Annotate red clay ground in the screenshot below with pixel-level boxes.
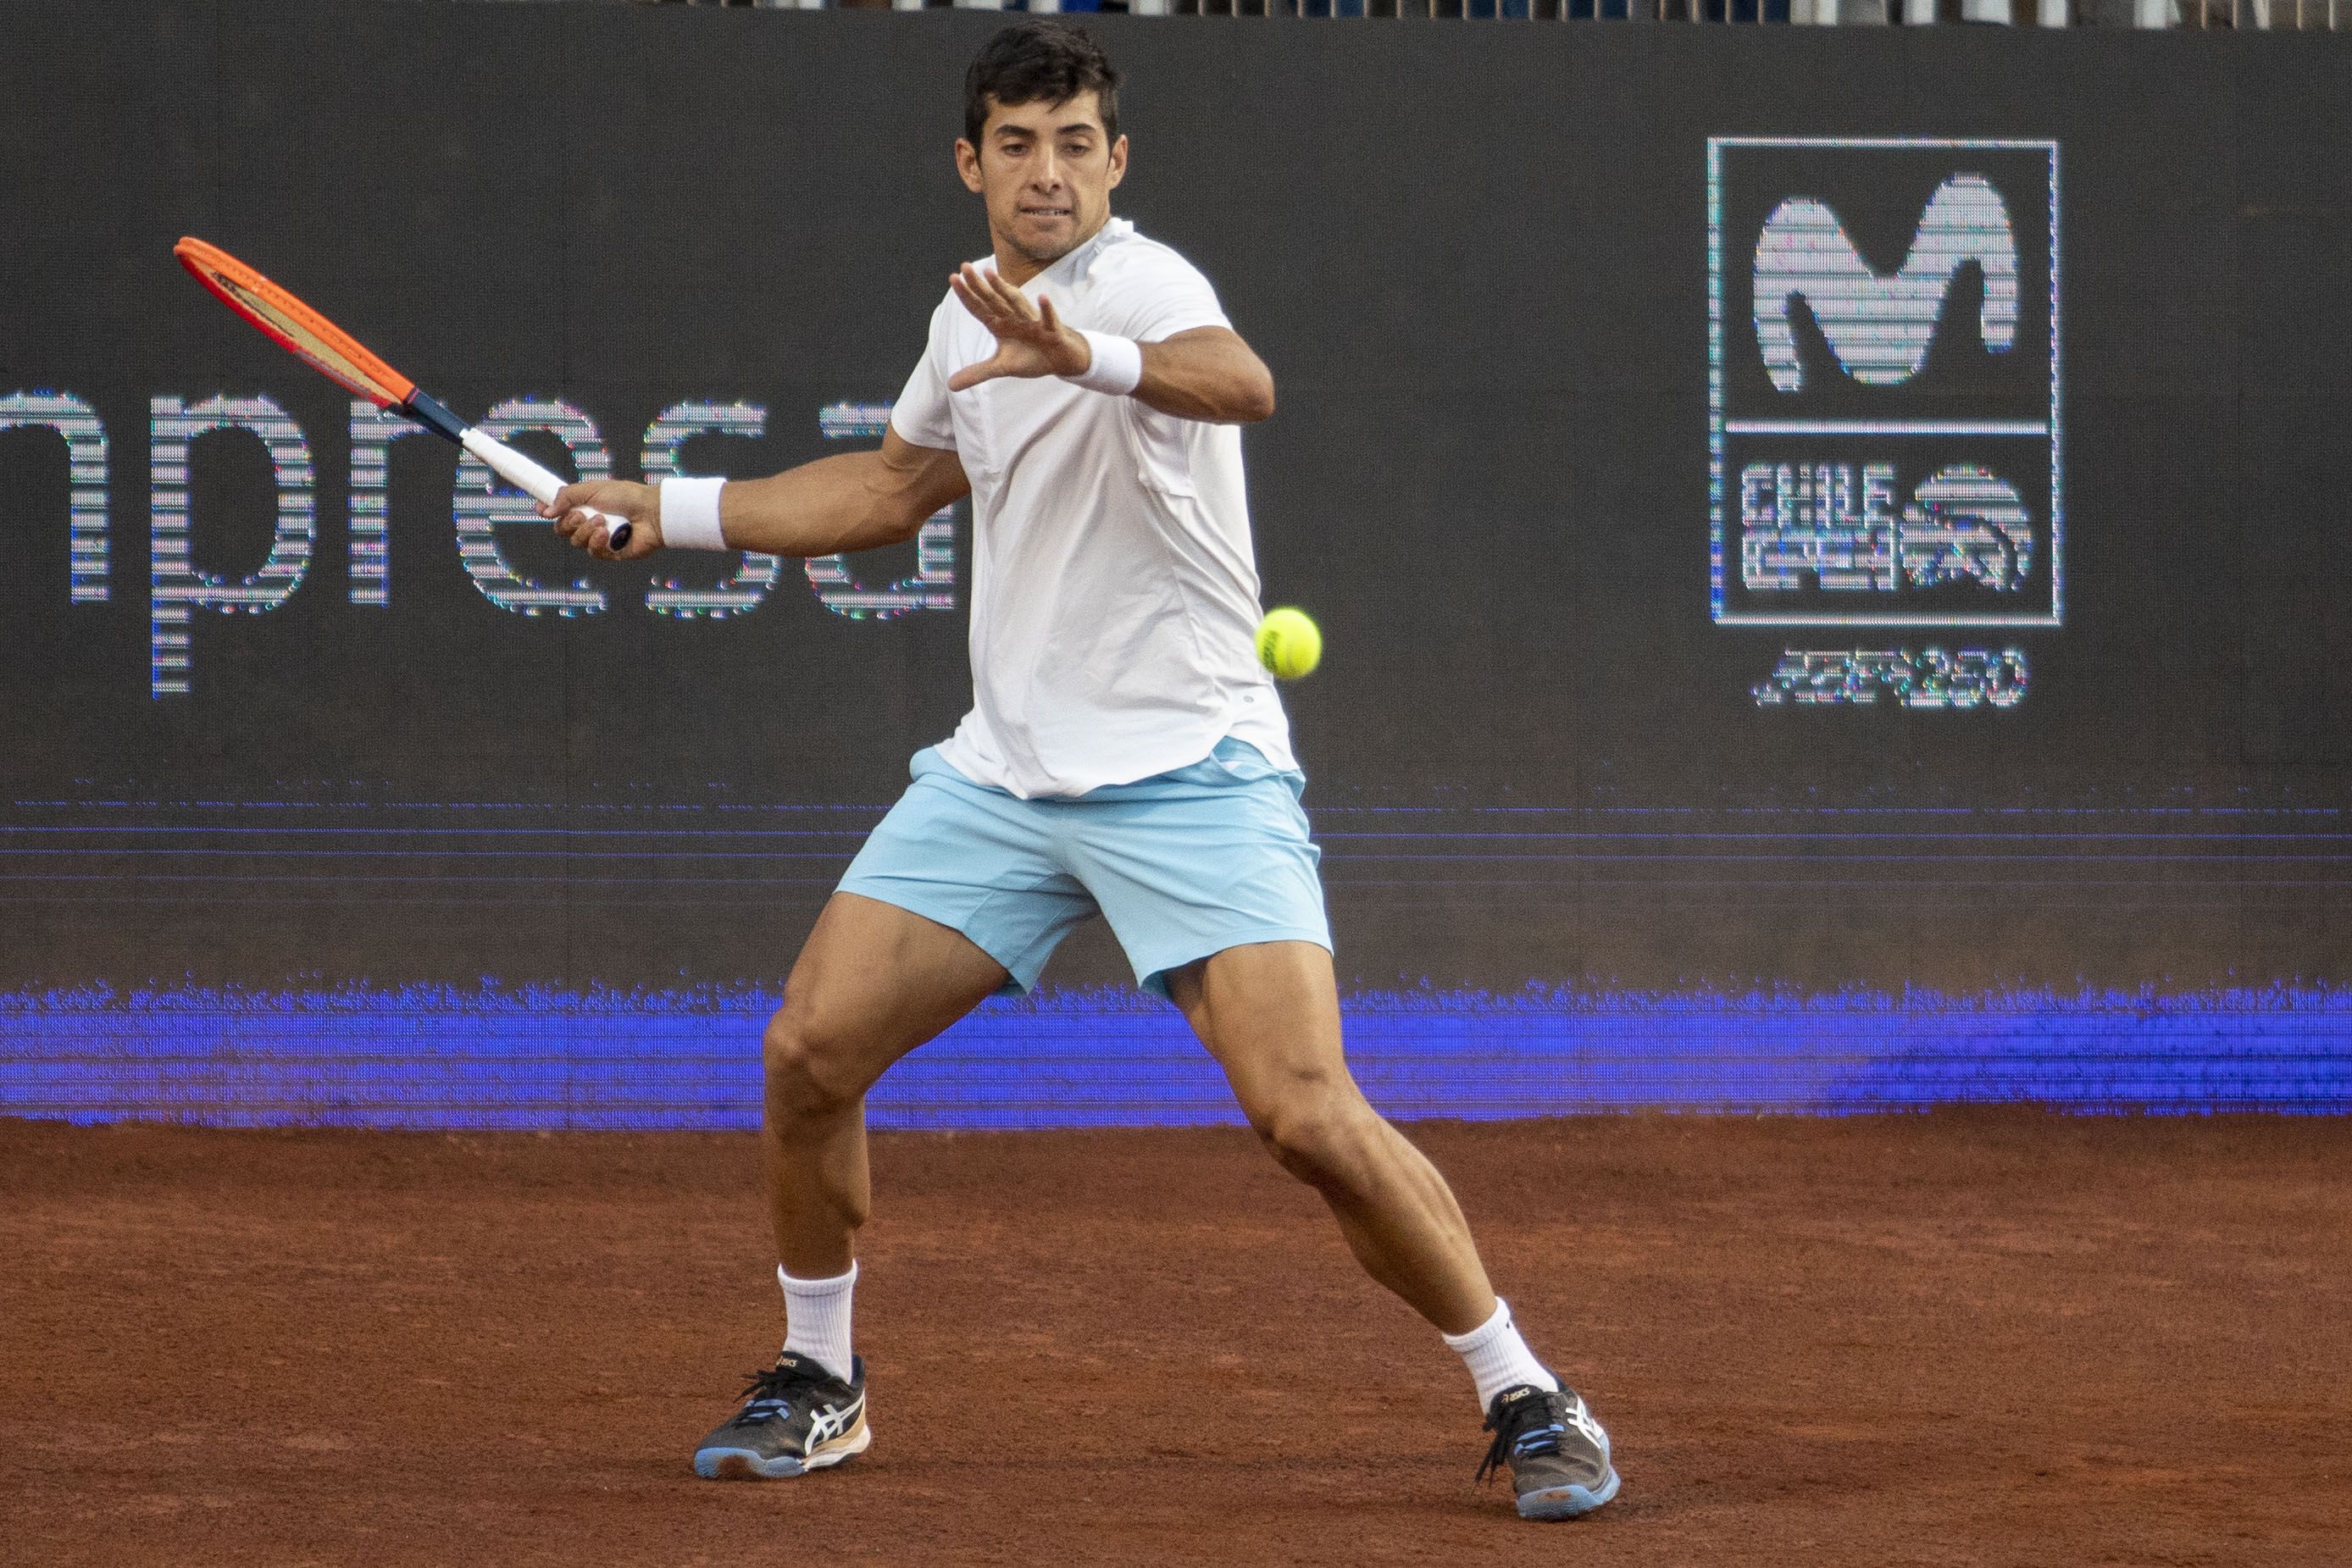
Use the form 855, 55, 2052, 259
4, 1112, 2347, 1567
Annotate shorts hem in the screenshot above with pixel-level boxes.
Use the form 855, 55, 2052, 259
835, 877, 1051, 995
1132, 925, 1335, 998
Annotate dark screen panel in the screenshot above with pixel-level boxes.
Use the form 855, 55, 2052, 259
1, 6, 2348, 1121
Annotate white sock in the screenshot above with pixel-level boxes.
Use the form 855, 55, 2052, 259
778, 1261, 857, 1382
1442, 1298, 1560, 1411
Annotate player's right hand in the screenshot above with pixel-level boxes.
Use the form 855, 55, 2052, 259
541, 479, 661, 561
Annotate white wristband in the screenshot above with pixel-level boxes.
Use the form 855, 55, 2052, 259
659, 475, 729, 551
1068, 330, 1143, 396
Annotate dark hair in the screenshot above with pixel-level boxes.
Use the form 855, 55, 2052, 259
963, 21, 1122, 150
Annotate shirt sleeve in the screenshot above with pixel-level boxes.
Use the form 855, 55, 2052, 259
887, 304, 958, 452
1101, 246, 1234, 345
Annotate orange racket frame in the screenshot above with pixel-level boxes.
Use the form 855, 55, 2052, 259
175, 237, 418, 408
172, 236, 636, 548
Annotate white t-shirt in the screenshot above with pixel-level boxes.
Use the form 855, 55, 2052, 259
889, 217, 1295, 800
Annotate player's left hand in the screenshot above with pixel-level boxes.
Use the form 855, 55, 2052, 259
946, 263, 1090, 390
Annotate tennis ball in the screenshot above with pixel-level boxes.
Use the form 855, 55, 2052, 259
1255, 606, 1322, 680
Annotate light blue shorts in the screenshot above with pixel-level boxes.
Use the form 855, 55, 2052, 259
839, 737, 1332, 995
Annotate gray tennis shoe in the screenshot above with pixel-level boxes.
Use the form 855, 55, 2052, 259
1477, 1377, 1620, 1520
692, 1350, 870, 1480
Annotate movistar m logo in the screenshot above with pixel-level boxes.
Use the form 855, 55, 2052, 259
1754, 175, 2019, 392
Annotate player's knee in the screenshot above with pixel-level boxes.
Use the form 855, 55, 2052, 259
761, 1004, 863, 1121
1254, 1093, 1378, 1193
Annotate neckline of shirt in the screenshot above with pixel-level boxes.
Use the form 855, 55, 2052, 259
1018, 215, 1133, 295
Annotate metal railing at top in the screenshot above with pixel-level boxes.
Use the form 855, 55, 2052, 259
666, 0, 2342, 26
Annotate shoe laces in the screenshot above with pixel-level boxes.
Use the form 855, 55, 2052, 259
729, 1359, 831, 1427
1477, 1389, 1564, 1484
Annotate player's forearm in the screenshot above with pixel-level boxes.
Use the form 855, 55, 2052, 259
1130, 332, 1277, 424
713, 450, 945, 557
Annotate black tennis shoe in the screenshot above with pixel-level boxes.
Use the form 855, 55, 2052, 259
1478, 1377, 1620, 1520
691, 1350, 869, 1480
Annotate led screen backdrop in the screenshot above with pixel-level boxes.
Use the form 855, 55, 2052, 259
3, 4, 2349, 1122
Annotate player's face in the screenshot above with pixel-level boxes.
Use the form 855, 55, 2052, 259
957, 92, 1129, 269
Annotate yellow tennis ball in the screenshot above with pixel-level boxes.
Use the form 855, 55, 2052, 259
1255, 606, 1322, 680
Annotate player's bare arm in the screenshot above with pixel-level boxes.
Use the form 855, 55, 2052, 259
945, 262, 1274, 423
540, 431, 968, 562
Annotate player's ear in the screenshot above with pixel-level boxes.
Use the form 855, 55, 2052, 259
954, 138, 985, 195
1107, 134, 1129, 191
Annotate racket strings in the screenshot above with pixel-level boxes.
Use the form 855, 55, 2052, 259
209, 272, 401, 402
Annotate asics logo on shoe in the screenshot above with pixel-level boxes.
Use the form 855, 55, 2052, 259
1562, 1394, 1608, 1452
804, 1393, 862, 1448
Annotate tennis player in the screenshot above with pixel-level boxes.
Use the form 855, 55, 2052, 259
545, 20, 1617, 1522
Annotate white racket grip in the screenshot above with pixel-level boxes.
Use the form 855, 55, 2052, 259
462, 428, 635, 549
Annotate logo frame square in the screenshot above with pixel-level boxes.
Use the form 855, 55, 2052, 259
1708, 136, 2062, 629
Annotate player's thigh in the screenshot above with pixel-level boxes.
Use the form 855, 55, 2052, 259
1073, 761, 1331, 1002
765, 891, 1009, 1107
1164, 940, 1362, 1127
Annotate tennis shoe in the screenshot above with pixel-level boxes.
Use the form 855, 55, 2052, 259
1478, 1377, 1620, 1520
691, 1350, 869, 1480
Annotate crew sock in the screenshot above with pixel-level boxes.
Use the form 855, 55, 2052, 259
1442, 1297, 1561, 1411
778, 1260, 857, 1383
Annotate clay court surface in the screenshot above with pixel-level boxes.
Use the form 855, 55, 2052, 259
5, 1113, 2346, 1567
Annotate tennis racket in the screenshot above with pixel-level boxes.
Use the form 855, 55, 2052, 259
174, 237, 636, 549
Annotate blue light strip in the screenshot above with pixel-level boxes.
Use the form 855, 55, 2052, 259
3, 983, 2344, 1128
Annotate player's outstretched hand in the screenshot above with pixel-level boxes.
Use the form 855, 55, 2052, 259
541, 479, 661, 561
946, 262, 1090, 390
